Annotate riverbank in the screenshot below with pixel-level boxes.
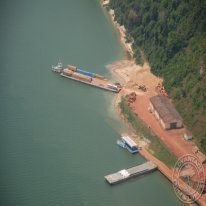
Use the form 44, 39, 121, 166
102, 1, 206, 205
101, 0, 134, 58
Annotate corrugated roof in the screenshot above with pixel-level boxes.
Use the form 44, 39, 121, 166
150, 95, 182, 124
121, 136, 137, 147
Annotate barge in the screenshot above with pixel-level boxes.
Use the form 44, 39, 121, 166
104, 161, 157, 185
51, 61, 121, 93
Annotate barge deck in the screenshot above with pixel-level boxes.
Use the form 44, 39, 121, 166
60, 73, 119, 93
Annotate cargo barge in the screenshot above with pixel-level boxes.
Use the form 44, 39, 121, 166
51, 61, 121, 93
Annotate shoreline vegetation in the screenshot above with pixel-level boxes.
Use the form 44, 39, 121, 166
107, 0, 206, 154
101, 0, 206, 205
102, 0, 177, 167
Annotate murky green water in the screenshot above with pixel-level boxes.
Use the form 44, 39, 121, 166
0, 0, 182, 205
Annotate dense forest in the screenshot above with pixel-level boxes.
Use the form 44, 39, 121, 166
109, 0, 206, 153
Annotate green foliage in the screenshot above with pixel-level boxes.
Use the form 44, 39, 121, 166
110, 0, 206, 153
119, 97, 177, 167
201, 138, 206, 153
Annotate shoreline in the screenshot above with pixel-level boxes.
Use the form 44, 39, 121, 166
102, 1, 206, 205
101, 0, 134, 59
102, 0, 172, 161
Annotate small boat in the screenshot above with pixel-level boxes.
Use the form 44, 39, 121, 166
51, 60, 63, 73
117, 135, 138, 154
117, 139, 126, 148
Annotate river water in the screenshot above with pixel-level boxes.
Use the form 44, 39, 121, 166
0, 0, 182, 205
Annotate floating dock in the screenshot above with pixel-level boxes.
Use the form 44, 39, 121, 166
104, 161, 157, 185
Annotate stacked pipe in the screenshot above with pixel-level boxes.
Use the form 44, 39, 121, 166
71, 72, 92, 83
95, 74, 105, 80
62, 68, 73, 76
67, 65, 77, 72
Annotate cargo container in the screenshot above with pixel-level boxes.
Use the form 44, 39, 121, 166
68, 65, 77, 72
72, 72, 92, 83
63, 68, 73, 76
76, 68, 96, 78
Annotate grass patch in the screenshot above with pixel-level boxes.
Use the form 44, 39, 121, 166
119, 96, 177, 167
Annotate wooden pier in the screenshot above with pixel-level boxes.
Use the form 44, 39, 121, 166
104, 161, 157, 185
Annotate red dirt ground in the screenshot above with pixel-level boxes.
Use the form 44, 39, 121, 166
110, 59, 206, 205
130, 84, 206, 205
140, 148, 206, 206
130, 90, 195, 158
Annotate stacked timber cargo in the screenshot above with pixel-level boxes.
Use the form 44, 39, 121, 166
62, 68, 92, 82
67, 65, 77, 72
71, 72, 92, 83
95, 74, 105, 80
62, 68, 73, 76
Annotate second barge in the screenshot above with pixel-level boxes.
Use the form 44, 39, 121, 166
51, 62, 121, 93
